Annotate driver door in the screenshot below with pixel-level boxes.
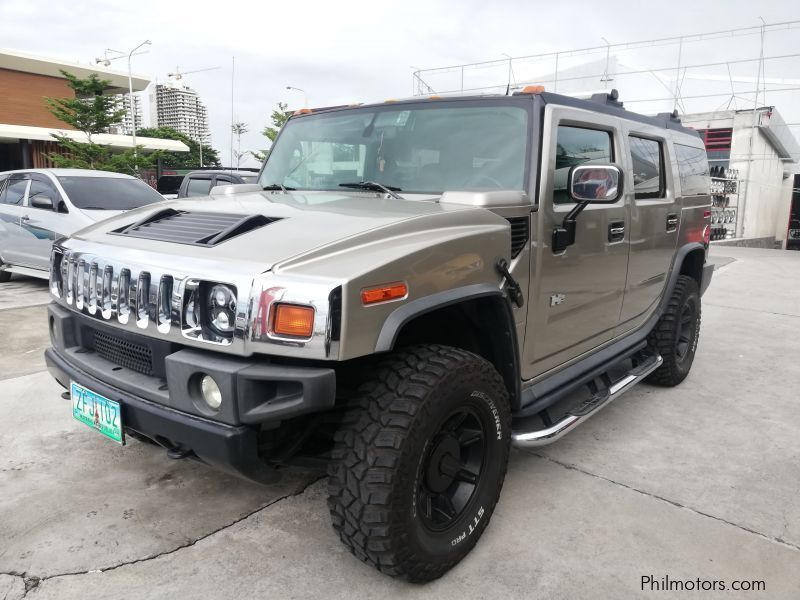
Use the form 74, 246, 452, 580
523, 106, 630, 378
17, 174, 64, 270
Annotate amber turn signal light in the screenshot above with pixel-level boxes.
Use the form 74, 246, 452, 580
520, 85, 545, 94
272, 303, 315, 337
361, 282, 408, 305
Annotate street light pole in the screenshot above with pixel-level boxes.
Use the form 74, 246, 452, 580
127, 40, 151, 172
285, 85, 307, 107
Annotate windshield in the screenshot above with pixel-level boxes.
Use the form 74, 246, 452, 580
259, 102, 529, 195
57, 176, 165, 210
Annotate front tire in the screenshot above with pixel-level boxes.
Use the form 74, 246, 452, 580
327, 344, 511, 582
646, 274, 701, 386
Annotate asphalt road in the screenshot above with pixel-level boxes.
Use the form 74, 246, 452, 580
1, 247, 798, 599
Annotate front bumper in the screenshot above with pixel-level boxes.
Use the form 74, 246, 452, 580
46, 303, 337, 485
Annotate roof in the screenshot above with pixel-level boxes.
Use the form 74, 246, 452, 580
1, 168, 136, 178
0, 123, 189, 152
292, 91, 702, 140
0, 48, 149, 94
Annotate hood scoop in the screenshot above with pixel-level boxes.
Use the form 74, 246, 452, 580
111, 208, 281, 247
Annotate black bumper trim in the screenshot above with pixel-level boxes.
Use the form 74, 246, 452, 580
701, 262, 714, 296
45, 347, 280, 485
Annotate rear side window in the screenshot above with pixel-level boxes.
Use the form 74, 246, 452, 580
186, 177, 213, 197
674, 144, 710, 196
554, 126, 613, 204
628, 136, 664, 199
0, 178, 28, 206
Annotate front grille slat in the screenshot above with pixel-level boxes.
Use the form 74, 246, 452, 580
93, 330, 153, 375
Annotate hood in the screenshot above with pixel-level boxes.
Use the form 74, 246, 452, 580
80, 209, 125, 223
65, 190, 477, 275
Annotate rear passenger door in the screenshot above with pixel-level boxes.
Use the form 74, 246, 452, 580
617, 125, 678, 330
523, 107, 630, 378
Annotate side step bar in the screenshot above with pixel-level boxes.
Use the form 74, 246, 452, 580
511, 354, 663, 448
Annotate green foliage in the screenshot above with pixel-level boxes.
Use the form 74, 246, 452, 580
46, 134, 152, 174
252, 102, 293, 161
45, 71, 126, 139
45, 70, 145, 173
137, 126, 221, 168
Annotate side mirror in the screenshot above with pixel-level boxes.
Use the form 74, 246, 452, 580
568, 164, 622, 203
31, 194, 54, 210
553, 164, 624, 253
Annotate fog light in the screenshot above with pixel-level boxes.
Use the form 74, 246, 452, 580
200, 375, 222, 410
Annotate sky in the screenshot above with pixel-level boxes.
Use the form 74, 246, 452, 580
1, 0, 798, 168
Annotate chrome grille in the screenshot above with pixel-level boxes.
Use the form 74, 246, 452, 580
61, 253, 174, 336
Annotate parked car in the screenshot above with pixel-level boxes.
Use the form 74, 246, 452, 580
0, 168, 165, 281
46, 89, 712, 582
177, 169, 259, 198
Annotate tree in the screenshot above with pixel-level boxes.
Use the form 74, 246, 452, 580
45, 70, 147, 173
252, 102, 292, 161
231, 121, 248, 168
137, 126, 221, 168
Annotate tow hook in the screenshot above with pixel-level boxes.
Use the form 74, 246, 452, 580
495, 258, 524, 308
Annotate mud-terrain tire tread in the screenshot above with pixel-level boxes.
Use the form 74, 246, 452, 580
646, 274, 701, 386
327, 344, 510, 582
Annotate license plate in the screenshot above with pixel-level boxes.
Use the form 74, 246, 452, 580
71, 381, 124, 444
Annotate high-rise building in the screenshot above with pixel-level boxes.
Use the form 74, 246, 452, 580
149, 82, 211, 145
108, 93, 143, 136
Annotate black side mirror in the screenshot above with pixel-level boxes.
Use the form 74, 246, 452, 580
552, 164, 624, 253
31, 194, 55, 210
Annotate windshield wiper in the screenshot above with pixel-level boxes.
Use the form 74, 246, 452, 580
262, 183, 295, 192
339, 181, 404, 199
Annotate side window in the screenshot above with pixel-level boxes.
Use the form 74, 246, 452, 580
674, 144, 710, 196
554, 126, 613, 204
213, 176, 233, 188
28, 178, 61, 210
628, 136, 664, 200
0, 178, 29, 206
186, 177, 213, 197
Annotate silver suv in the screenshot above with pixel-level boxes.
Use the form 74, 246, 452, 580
0, 168, 164, 281
44, 89, 713, 582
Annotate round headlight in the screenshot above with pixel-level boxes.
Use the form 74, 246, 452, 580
200, 375, 222, 410
208, 284, 236, 334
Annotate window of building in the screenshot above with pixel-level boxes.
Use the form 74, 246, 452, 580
628, 136, 665, 199
674, 144, 710, 197
554, 126, 613, 204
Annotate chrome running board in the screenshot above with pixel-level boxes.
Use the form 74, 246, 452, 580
511, 354, 663, 448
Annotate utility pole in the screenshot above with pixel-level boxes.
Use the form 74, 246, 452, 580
127, 40, 151, 172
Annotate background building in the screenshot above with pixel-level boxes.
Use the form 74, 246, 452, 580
681, 107, 800, 249
107, 93, 143, 136
149, 82, 211, 146
0, 49, 188, 170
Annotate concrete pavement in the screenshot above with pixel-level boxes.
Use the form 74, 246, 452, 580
0, 247, 798, 599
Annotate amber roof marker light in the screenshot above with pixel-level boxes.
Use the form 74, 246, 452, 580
361, 282, 408, 306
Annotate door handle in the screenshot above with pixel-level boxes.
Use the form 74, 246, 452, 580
608, 221, 625, 243
666, 213, 678, 233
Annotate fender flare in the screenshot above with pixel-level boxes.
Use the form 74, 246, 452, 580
375, 283, 522, 409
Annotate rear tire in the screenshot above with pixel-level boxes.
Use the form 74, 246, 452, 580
646, 275, 701, 386
327, 344, 511, 582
